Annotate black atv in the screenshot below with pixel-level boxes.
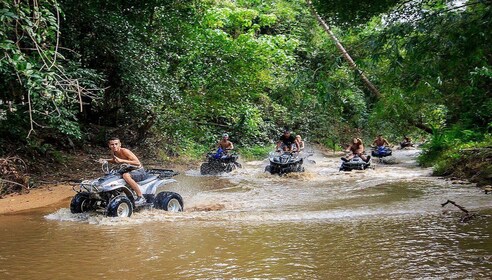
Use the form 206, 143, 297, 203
339, 155, 371, 171
200, 150, 242, 175
265, 151, 304, 175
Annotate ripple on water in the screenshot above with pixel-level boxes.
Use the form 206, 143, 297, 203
33, 149, 492, 279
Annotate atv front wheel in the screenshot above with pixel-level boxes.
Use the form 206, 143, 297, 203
154, 192, 184, 212
225, 163, 235, 173
107, 196, 133, 217
200, 163, 212, 175
70, 193, 91, 213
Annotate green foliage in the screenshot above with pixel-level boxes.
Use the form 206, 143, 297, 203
1, 0, 490, 173
0, 0, 103, 140
418, 125, 491, 169
238, 145, 272, 160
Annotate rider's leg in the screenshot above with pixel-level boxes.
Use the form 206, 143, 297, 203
122, 173, 143, 197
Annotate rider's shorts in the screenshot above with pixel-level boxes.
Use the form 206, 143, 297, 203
128, 167, 147, 182
280, 143, 293, 151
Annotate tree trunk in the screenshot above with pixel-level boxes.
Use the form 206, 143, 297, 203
413, 122, 433, 134
307, 1, 381, 99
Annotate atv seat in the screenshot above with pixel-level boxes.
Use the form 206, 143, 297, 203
136, 174, 158, 184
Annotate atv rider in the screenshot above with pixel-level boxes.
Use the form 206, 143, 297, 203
343, 137, 370, 162
372, 134, 390, 148
99, 137, 147, 206
400, 136, 414, 148
276, 129, 300, 152
216, 133, 234, 156
295, 135, 305, 151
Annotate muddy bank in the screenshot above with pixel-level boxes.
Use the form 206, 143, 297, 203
440, 147, 492, 187
0, 184, 74, 215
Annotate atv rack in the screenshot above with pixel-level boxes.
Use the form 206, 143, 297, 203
147, 169, 179, 178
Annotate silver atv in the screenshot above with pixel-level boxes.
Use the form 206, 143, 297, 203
70, 162, 184, 217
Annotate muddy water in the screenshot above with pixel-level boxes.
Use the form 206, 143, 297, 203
1, 149, 491, 279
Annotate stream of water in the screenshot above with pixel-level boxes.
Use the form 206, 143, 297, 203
0, 149, 491, 279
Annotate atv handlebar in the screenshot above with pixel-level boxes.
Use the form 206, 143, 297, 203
100, 161, 142, 175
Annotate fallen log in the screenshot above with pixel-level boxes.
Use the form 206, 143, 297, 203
441, 200, 476, 222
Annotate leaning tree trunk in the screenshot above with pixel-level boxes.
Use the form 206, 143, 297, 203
307, 1, 381, 99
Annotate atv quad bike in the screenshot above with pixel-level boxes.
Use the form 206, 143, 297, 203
339, 155, 371, 171
265, 151, 304, 175
200, 150, 242, 175
70, 162, 184, 217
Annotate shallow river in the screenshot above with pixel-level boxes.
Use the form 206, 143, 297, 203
1, 149, 491, 279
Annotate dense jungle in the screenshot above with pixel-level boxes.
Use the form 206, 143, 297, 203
1, 0, 491, 192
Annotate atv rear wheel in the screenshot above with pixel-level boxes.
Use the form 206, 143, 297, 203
154, 192, 184, 212
70, 193, 91, 213
107, 196, 133, 217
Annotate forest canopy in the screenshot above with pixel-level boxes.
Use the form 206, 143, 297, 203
1, 0, 490, 162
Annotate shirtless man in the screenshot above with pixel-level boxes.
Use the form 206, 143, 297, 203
217, 133, 234, 152
99, 137, 147, 206
372, 134, 390, 147
343, 137, 369, 162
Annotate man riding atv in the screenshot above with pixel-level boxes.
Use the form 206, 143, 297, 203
400, 136, 414, 148
217, 133, 234, 152
372, 134, 390, 148
98, 137, 146, 206
276, 129, 300, 152
200, 133, 240, 175
342, 137, 370, 162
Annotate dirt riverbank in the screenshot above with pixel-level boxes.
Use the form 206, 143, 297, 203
0, 184, 73, 215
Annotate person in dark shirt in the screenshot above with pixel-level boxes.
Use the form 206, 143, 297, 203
276, 129, 300, 152
400, 136, 414, 148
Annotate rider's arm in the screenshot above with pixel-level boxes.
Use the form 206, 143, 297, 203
357, 144, 365, 154
98, 158, 115, 164
228, 142, 234, 150
113, 148, 141, 166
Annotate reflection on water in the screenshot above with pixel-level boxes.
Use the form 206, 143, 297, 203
1, 149, 491, 279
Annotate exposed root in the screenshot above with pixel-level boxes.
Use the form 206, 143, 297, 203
0, 157, 30, 197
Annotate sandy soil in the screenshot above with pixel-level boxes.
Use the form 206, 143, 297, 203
0, 184, 74, 215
